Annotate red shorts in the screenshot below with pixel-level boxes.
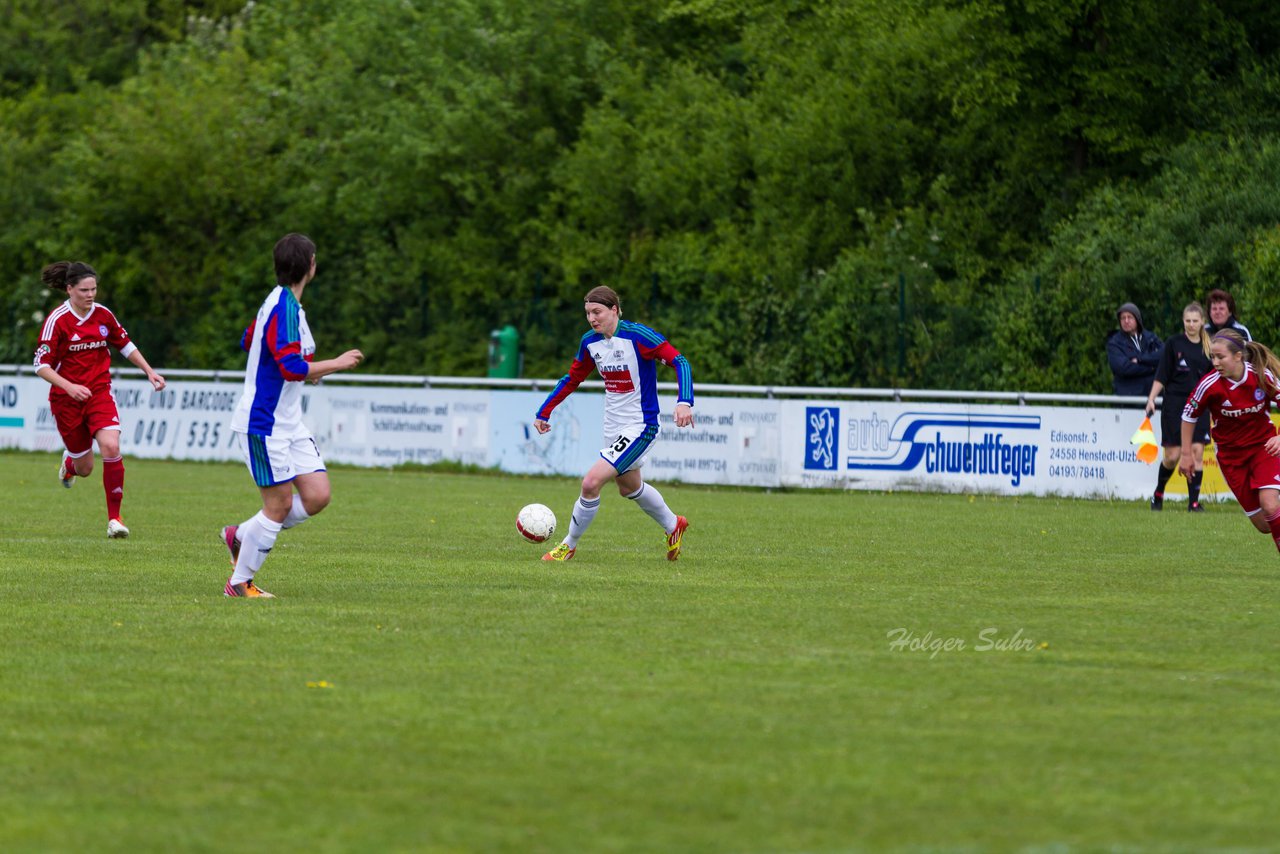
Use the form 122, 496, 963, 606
49, 390, 122, 455
1216, 443, 1280, 515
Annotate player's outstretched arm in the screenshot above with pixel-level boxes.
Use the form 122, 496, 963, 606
125, 348, 166, 391
307, 349, 364, 381
533, 357, 594, 431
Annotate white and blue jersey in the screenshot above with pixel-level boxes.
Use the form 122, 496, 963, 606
537, 319, 694, 441
230, 286, 315, 439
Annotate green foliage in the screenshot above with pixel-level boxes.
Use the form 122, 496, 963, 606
0, 0, 246, 96
0, 86, 106, 362
1237, 223, 1280, 348
990, 135, 1280, 391
6, 0, 1280, 390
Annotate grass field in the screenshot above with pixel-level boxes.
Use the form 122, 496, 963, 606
2, 449, 1279, 853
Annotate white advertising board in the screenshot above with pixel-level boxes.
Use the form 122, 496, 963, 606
319, 386, 491, 468
114, 379, 243, 461
782, 400, 1152, 498
3, 375, 1164, 499
641, 397, 782, 487
488, 390, 604, 476
0, 376, 38, 450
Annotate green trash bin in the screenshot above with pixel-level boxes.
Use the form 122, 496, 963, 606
488, 324, 521, 378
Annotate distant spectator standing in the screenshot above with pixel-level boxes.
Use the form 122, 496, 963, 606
1204, 288, 1251, 341
1106, 302, 1162, 396
1145, 302, 1213, 512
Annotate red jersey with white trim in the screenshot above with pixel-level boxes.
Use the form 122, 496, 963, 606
1183, 364, 1280, 453
33, 301, 135, 397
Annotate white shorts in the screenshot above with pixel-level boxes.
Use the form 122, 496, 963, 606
600, 423, 660, 474
236, 431, 325, 487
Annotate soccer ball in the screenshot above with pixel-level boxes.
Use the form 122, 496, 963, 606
516, 503, 557, 543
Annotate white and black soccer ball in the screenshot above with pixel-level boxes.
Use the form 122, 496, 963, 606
516, 503, 557, 543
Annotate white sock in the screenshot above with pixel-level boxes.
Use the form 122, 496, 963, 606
231, 512, 283, 584
625, 483, 677, 532
563, 495, 601, 548
232, 496, 307, 552
282, 494, 310, 530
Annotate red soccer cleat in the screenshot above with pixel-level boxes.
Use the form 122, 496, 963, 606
666, 516, 689, 561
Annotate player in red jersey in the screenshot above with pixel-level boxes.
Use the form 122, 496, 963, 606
33, 261, 166, 538
1180, 329, 1280, 549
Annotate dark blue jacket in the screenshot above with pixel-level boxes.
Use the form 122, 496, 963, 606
1107, 303, 1162, 395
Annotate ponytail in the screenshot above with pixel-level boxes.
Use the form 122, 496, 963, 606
1220, 328, 1280, 398
1244, 340, 1280, 399
40, 261, 97, 291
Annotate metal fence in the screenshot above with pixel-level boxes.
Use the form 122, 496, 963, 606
0, 363, 1151, 408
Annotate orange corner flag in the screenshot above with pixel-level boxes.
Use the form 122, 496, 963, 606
1130, 417, 1159, 464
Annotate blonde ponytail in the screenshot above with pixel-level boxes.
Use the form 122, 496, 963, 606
1244, 340, 1280, 398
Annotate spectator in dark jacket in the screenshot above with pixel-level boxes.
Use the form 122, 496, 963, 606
1106, 302, 1162, 396
1204, 288, 1251, 341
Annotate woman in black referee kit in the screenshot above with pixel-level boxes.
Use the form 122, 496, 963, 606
1145, 301, 1214, 512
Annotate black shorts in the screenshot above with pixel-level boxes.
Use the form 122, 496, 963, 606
1160, 394, 1210, 446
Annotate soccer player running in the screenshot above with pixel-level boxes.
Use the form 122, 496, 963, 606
220, 234, 363, 598
1180, 329, 1280, 549
534, 285, 695, 562
34, 261, 166, 538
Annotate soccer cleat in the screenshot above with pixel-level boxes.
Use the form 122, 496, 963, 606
58, 455, 75, 489
666, 515, 689, 561
220, 525, 241, 567
224, 579, 275, 598
542, 543, 576, 562
1188, 501, 1205, 513
1150, 495, 1163, 512
106, 518, 130, 538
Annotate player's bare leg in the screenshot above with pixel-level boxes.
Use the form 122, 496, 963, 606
291, 471, 331, 519
222, 471, 330, 564
59, 448, 91, 488
1258, 489, 1280, 552
67, 447, 95, 478
554, 459, 616, 553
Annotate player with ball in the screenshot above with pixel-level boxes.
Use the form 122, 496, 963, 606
533, 286, 695, 562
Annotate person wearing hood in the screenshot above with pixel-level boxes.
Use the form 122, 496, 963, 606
1106, 302, 1162, 396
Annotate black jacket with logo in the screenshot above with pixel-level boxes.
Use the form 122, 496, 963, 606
1154, 333, 1213, 399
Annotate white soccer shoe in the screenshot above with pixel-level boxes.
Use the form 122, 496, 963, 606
107, 518, 130, 539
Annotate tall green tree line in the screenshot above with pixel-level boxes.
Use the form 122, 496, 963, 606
4, 0, 1280, 391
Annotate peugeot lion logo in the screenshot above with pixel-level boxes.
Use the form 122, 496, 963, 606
805, 407, 837, 470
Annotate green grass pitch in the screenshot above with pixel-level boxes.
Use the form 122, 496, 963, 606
2, 450, 1278, 852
